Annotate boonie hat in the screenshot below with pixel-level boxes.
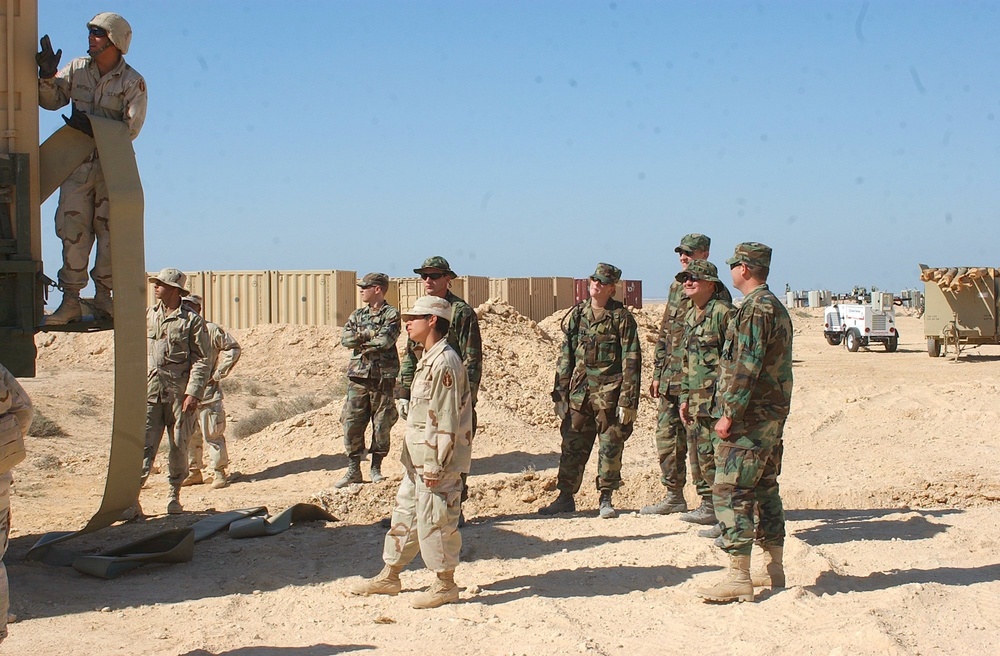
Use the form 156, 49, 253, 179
148, 268, 189, 295
413, 256, 456, 277
183, 294, 204, 308
358, 272, 390, 288
591, 262, 622, 285
401, 296, 452, 320
676, 259, 722, 285
674, 233, 711, 254
726, 242, 773, 269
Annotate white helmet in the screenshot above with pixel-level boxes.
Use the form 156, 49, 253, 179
88, 12, 132, 55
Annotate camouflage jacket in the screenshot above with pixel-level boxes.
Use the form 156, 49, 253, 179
551, 298, 641, 411
39, 55, 147, 140
146, 302, 211, 404
200, 322, 242, 405
679, 297, 734, 418
717, 284, 793, 425
1, 364, 33, 487
653, 278, 733, 396
401, 339, 474, 478
399, 290, 482, 401
342, 302, 401, 381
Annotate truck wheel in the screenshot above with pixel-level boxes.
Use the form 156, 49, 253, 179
846, 328, 861, 352
825, 333, 842, 346
885, 333, 898, 352
927, 337, 940, 357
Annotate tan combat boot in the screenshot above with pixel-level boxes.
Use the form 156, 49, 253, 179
93, 285, 114, 319
697, 554, 754, 603
181, 469, 204, 487
211, 469, 229, 489
349, 564, 403, 596
166, 486, 183, 515
640, 489, 687, 515
751, 545, 785, 588
411, 570, 459, 609
45, 290, 82, 325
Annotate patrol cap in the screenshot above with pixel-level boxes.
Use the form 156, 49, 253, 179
591, 262, 622, 285
148, 268, 188, 295
357, 272, 390, 288
675, 259, 722, 285
726, 242, 773, 269
413, 256, 456, 277
674, 233, 711, 254
401, 295, 452, 320
183, 294, 204, 309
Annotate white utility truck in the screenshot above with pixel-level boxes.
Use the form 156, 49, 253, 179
823, 292, 899, 352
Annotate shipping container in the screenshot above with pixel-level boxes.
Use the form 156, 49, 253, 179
574, 278, 589, 304
554, 277, 575, 311
528, 277, 556, 322
205, 271, 271, 329
460, 275, 490, 307
489, 278, 531, 317
394, 278, 425, 314
270, 270, 356, 327
622, 280, 643, 308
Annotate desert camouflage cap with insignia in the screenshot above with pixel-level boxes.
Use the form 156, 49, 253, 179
675, 259, 722, 284
401, 295, 452, 320
674, 233, 711, 254
358, 272, 390, 288
726, 241, 773, 268
413, 256, 456, 277
148, 267, 189, 295
591, 262, 622, 285
182, 294, 203, 308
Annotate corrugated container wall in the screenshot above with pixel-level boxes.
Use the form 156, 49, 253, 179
271, 270, 357, 326
206, 271, 271, 329
460, 276, 490, 307
528, 277, 556, 322
394, 278, 424, 314
574, 279, 589, 304
554, 277, 575, 311
622, 280, 643, 308
489, 278, 531, 317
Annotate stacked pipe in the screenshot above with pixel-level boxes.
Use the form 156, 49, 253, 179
919, 267, 992, 292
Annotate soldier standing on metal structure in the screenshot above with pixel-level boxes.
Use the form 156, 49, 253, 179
179, 295, 241, 490
36, 12, 147, 324
397, 257, 481, 517
0, 364, 32, 645
336, 273, 401, 488
350, 296, 474, 609
642, 233, 732, 515
675, 261, 734, 530
138, 269, 211, 516
697, 242, 792, 603
539, 263, 641, 519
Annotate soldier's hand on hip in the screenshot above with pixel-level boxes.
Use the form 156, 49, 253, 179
714, 415, 733, 440
617, 407, 636, 425
36, 35, 61, 79
62, 105, 94, 137
396, 398, 409, 419
554, 401, 568, 420
182, 395, 199, 413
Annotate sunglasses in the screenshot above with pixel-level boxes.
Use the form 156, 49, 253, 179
589, 276, 609, 285
678, 249, 693, 257
679, 274, 701, 283
88, 26, 108, 37
420, 272, 446, 281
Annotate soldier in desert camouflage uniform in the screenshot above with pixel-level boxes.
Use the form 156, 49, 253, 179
180, 295, 242, 490
397, 257, 481, 513
539, 263, 641, 519
643, 234, 732, 515
37, 13, 147, 324
350, 296, 474, 609
676, 261, 734, 530
0, 364, 32, 645
337, 273, 401, 488
698, 242, 792, 604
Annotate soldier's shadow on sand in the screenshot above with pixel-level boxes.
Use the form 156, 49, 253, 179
473, 564, 716, 604
471, 450, 560, 475
243, 454, 347, 483
789, 508, 959, 546
807, 563, 1000, 596
181, 647, 374, 656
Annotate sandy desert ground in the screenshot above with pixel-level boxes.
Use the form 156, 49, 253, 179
3, 302, 999, 655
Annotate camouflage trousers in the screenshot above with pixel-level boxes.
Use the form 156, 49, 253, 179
655, 394, 699, 492
0, 473, 10, 644
143, 398, 196, 487
187, 399, 229, 473
382, 468, 463, 573
712, 418, 786, 556
688, 416, 719, 502
341, 377, 398, 460
557, 401, 634, 493
54, 160, 112, 292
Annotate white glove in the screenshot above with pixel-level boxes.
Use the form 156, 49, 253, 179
554, 401, 568, 420
396, 399, 409, 420
617, 407, 636, 425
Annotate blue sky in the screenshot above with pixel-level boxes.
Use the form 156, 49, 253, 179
37, 1, 1000, 298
